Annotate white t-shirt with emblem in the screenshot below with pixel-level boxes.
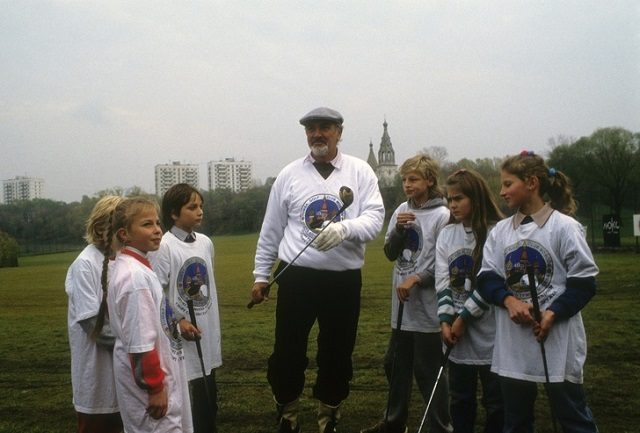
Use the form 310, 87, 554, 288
253, 150, 384, 281
480, 211, 598, 383
150, 231, 222, 381
65, 244, 119, 414
386, 201, 450, 333
435, 223, 495, 364
108, 251, 193, 433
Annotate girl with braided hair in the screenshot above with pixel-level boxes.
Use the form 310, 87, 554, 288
478, 151, 599, 433
66, 195, 124, 433
95, 197, 194, 433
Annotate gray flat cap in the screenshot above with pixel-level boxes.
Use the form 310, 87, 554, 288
299, 107, 344, 126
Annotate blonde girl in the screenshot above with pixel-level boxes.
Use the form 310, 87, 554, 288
94, 197, 193, 433
66, 195, 124, 433
435, 169, 504, 433
478, 151, 599, 433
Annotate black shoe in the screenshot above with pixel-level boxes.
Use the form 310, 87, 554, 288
278, 419, 300, 433
323, 419, 338, 433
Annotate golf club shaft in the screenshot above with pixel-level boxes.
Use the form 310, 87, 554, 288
526, 266, 558, 433
417, 345, 452, 433
187, 299, 215, 411
246, 203, 348, 309
384, 300, 405, 425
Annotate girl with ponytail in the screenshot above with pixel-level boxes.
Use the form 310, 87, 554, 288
477, 151, 599, 433
65, 195, 124, 433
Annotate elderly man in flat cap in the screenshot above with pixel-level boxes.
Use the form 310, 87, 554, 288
250, 107, 384, 433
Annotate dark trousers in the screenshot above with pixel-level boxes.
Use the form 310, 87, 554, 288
500, 376, 598, 433
383, 330, 452, 433
449, 361, 503, 433
76, 412, 123, 433
267, 263, 361, 406
189, 369, 218, 433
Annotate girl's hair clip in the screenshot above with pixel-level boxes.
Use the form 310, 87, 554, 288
548, 167, 557, 177
520, 150, 535, 156
453, 168, 467, 176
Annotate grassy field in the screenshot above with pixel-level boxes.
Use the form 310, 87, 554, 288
0, 233, 638, 433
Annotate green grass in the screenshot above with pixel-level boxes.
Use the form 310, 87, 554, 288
1, 234, 638, 432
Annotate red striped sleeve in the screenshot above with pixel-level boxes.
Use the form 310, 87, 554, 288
129, 349, 165, 394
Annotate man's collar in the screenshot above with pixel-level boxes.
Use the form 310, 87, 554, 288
513, 203, 554, 229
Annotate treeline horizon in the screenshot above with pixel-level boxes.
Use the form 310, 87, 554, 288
1, 126, 638, 252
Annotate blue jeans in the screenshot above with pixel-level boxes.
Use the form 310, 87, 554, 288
383, 330, 453, 433
449, 361, 503, 433
500, 376, 598, 433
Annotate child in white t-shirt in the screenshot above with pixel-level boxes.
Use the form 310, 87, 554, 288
436, 169, 504, 433
478, 151, 599, 433
151, 183, 222, 433
361, 154, 452, 433
94, 197, 194, 433
66, 195, 124, 433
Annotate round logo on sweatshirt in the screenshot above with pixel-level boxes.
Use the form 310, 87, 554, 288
504, 240, 554, 306
448, 248, 474, 309
300, 194, 345, 243
160, 296, 183, 351
396, 223, 423, 271
177, 257, 211, 309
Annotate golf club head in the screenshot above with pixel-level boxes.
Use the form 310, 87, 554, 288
339, 186, 354, 209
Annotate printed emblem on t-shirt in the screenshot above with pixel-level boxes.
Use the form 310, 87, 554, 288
395, 223, 423, 273
177, 257, 211, 311
448, 248, 473, 309
300, 194, 345, 243
504, 240, 555, 307
160, 295, 183, 352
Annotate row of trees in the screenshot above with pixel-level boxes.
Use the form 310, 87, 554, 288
0, 127, 637, 256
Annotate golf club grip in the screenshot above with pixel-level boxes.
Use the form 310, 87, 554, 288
246, 281, 274, 309
246, 202, 350, 309
443, 344, 452, 361
186, 299, 204, 358
396, 301, 404, 330
526, 266, 542, 322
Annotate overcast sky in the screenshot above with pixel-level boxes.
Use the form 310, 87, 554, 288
1, 1, 639, 203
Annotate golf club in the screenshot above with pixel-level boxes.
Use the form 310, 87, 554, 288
416, 345, 452, 433
526, 265, 558, 433
186, 291, 215, 423
246, 186, 354, 309
383, 300, 404, 428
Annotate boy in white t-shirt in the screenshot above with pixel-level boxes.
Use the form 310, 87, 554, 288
151, 183, 222, 433
361, 154, 453, 433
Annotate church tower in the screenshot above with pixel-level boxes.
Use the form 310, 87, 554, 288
376, 119, 398, 187
367, 139, 378, 170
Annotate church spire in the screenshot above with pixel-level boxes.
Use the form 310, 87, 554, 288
367, 139, 378, 169
378, 118, 395, 165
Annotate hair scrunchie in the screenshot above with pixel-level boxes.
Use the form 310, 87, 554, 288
520, 150, 535, 156
548, 167, 557, 177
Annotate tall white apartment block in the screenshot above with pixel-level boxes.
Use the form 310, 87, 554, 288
2, 176, 44, 204
207, 158, 253, 192
155, 162, 200, 197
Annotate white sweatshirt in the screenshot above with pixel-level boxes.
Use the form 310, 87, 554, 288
253, 150, 384, 282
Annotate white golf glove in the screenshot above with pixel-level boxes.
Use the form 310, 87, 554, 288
313, 222, 346, 251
